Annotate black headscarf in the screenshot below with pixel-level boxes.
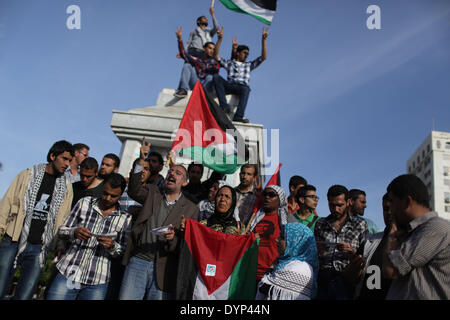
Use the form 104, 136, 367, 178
207, 185, 237, 230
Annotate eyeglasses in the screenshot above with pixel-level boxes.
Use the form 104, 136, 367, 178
79, 151, 88, 157
304, 195, 319, 200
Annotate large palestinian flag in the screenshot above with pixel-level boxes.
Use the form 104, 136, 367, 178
171, 81, 249, 174
219, 0, 277, 25
176, 219, 259, 300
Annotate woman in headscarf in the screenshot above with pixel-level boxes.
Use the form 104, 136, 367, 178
256, 222, 319, 300
246, 185, 289, 281
199, 185, 245, 235
198, 180, 226, 221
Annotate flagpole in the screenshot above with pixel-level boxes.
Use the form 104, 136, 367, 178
211, 0, 215, 8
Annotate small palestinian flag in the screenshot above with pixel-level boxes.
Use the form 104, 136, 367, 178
219, 0, 277, 25
170, 81, 249, 174
176, 219, 259, 300
251, 162, 282, 215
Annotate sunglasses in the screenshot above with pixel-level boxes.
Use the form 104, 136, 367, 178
263, 191, 278, 198
199, 22, 208, 26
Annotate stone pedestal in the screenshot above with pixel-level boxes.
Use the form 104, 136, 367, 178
110, 88, 266, 187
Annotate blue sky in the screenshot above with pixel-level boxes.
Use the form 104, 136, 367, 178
1, 0, 449, 228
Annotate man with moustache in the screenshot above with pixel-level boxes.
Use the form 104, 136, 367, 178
119, 139, 199, 300
348, 189, 380, 235
81, 153, 120, 201
47, 173, 131, 300
235, 164, 261, 223
344, 193, 394, 300
314, 185, 368, 300
65, 143, 90, 183
0, 140, 74, 300
382, 174, 450, 300
71, 157, 100, 208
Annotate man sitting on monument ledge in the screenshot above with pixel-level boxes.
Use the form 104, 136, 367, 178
213, 27, 268, 124
175, 26, 221, 95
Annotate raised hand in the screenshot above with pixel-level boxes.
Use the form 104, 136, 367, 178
140, 136, 151, 160
262, 27, 269, 40
176, 26, 183, 41
217, 26, 224, 39
232, 37, 238, 49
209, 5, 215, 16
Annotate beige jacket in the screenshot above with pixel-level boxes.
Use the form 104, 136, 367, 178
0, 168, 73, 241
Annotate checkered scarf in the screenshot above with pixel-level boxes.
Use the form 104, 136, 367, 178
14, 164, 68, 268
247, 185, 288, 232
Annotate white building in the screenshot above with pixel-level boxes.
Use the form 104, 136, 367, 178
407, 131, 450, 220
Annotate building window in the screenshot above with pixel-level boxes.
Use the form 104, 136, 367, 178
446, 206, 450, 213
424, 170, 431, 179
446, 142, 450, 150
437, 140, 441, 149
422, 150, 425, 158
427, 144, 430, 153
444, 167, 449, 176
444, 179, 450, 186
445, 192, 450, 204
408, 166, 411, 173
413, 161, 416, 168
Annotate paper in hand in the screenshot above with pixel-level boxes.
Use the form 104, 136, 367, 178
91, 232, 118, 240
151, 225, 173, 237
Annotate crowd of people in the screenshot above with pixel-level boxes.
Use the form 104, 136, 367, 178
0, 7, 449, 302
0, 139, 449, 301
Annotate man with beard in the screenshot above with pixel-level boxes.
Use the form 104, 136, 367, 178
383, 174, 450, 300
0, 140, 74, 300
182, 163, 207, 204
119, 139, 199, 300
348, 189, 380, 235
314, 185, 368, 300
71, 157, 99, 208
65, 143, 89, 183
46, 173, 131, 300
81, 153, 120, 201
235, 164, 261, 222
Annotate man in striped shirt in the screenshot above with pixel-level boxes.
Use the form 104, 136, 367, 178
383, 174, 450, 300
46, 173, 132, 300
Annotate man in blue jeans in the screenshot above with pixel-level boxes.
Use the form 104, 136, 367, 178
0, 140, 74, 300
119, 139, 199, 300
46, 173, 131, 300
174, 7, 220, 98
213, 27, 268, 123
